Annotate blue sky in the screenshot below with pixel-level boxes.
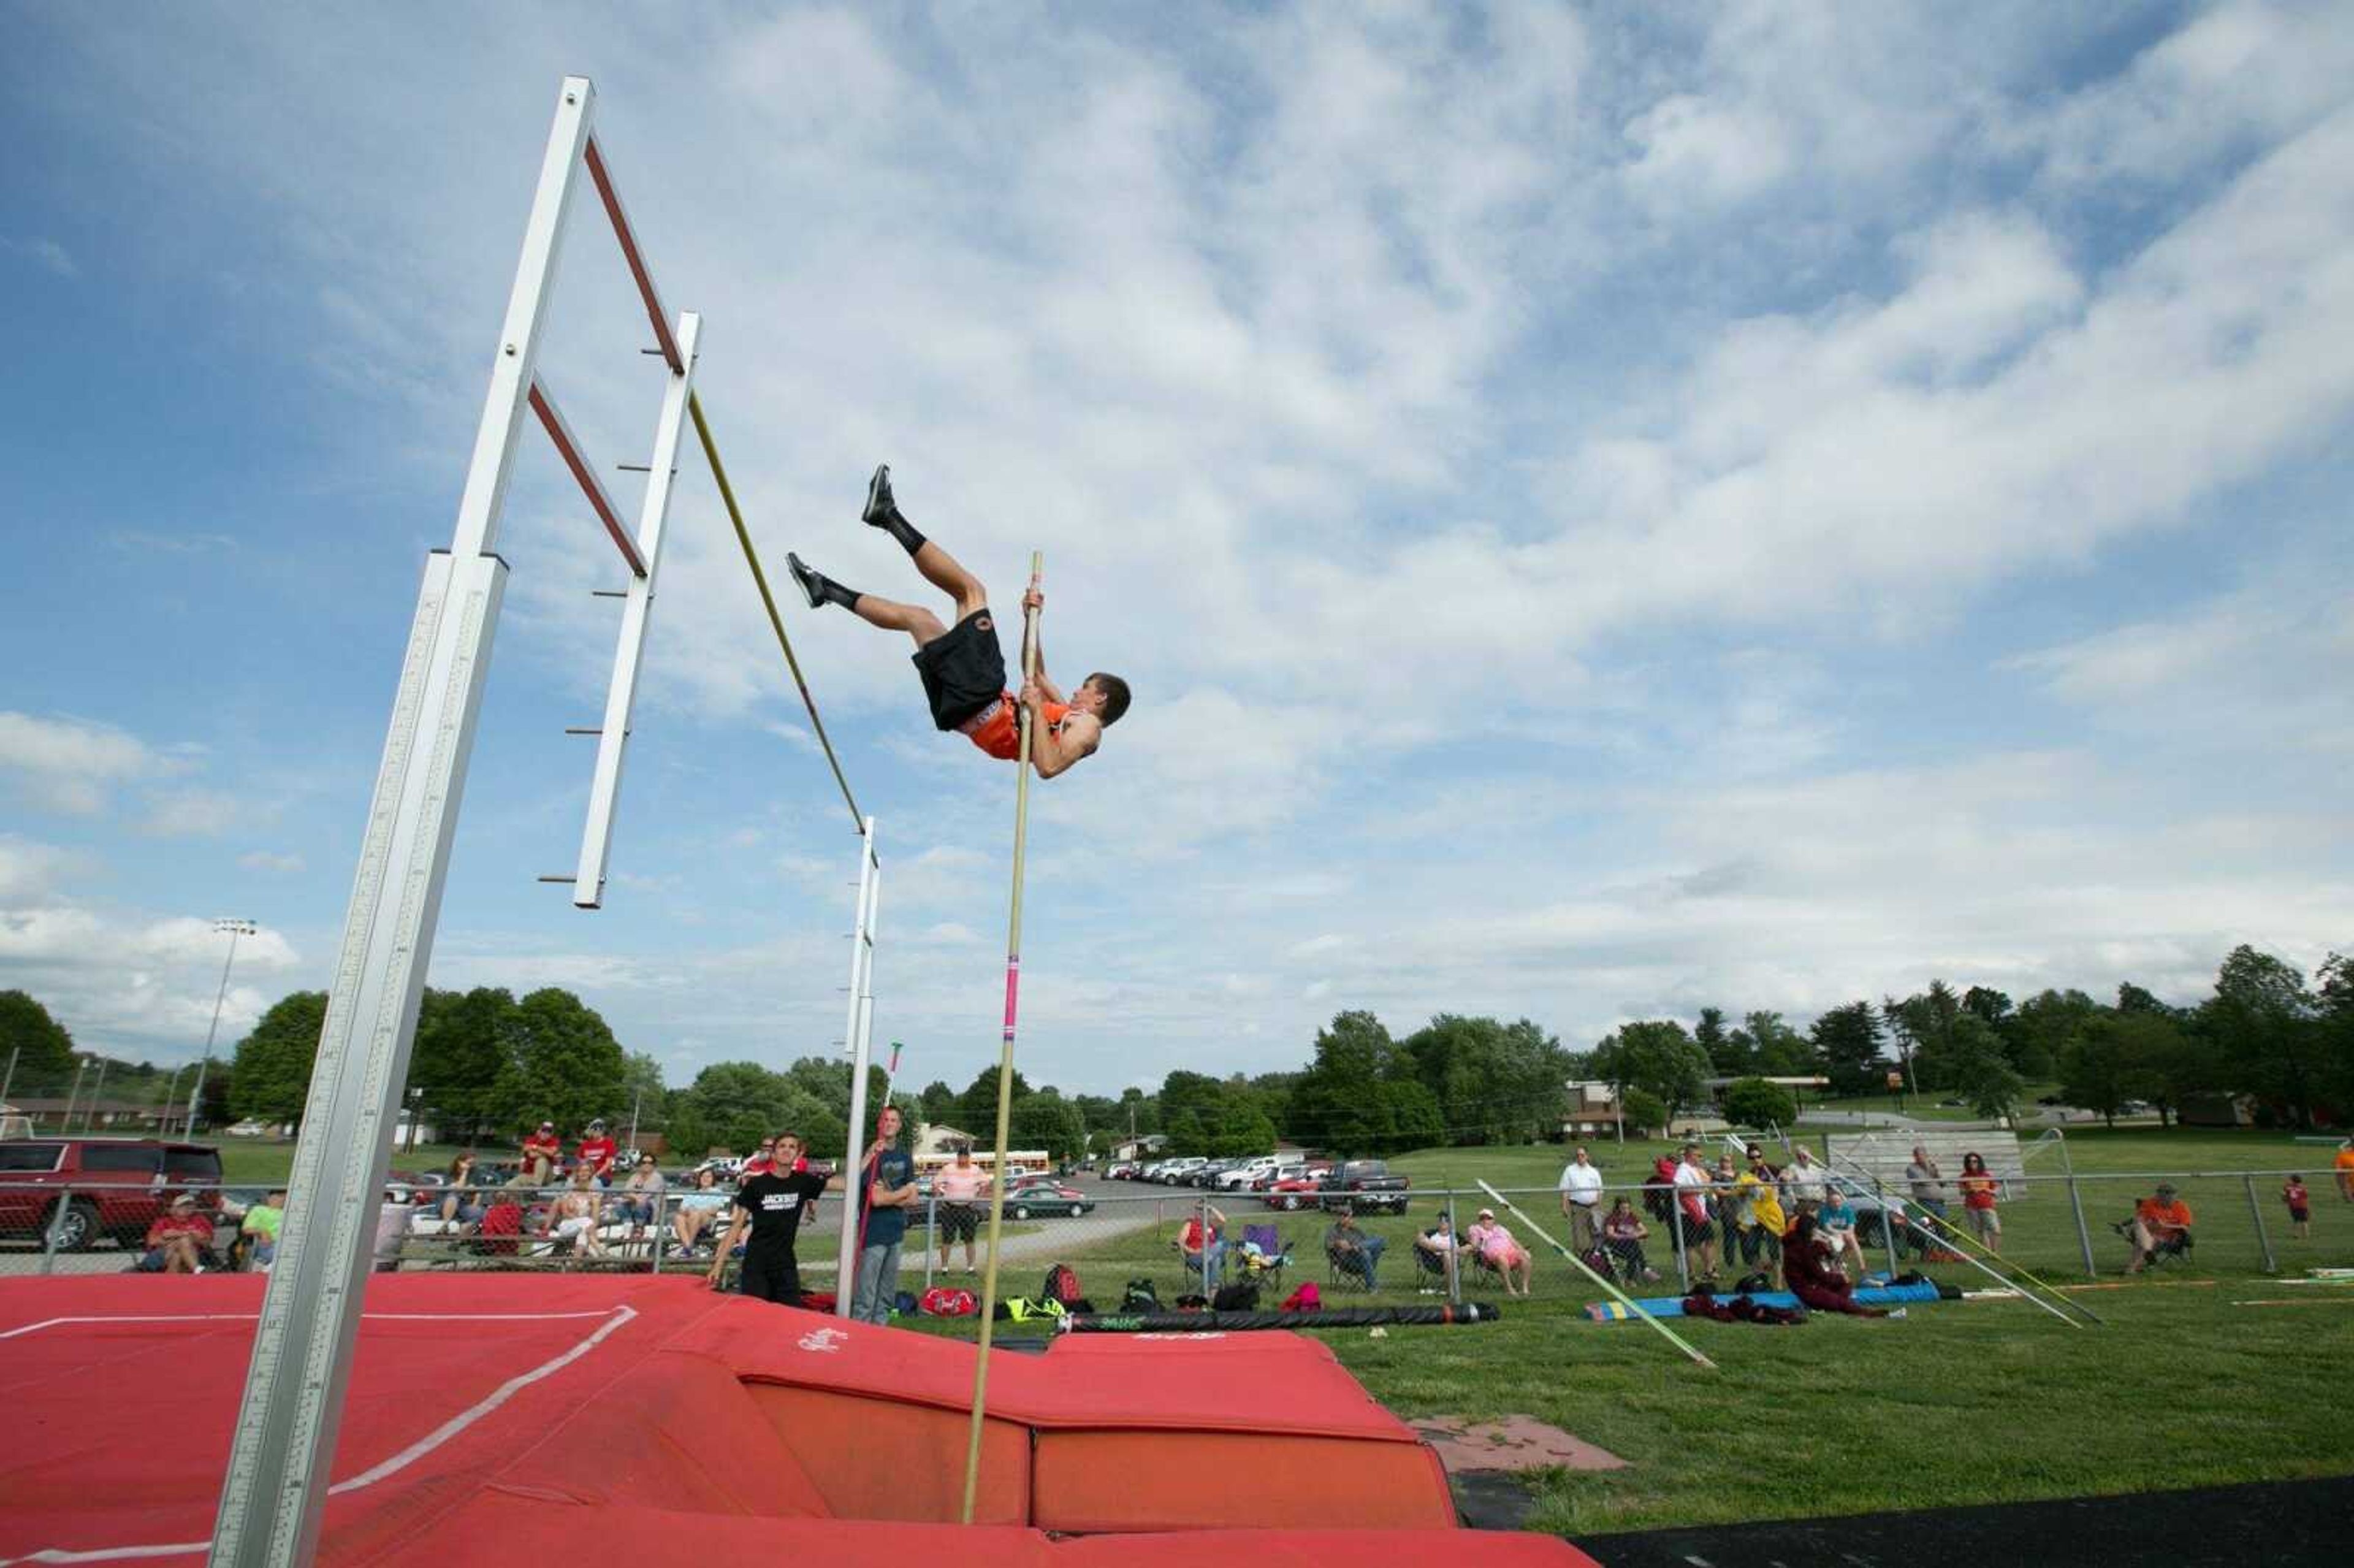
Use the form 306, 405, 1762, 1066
3, 2, 2350, 1103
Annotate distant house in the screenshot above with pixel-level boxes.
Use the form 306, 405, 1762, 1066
1561, 1082, 1627, 1140
911, 1122, 1048, 1176
1110, 1133, 1168, 1163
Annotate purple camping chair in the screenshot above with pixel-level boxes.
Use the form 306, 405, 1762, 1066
1240, 1222, 1291, 1296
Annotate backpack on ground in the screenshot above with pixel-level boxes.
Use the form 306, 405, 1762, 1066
1211, 1282, 1260, 1312
1120, 1276, 1160, 1312
920, 1285, 978, 1317
1280, 1282, 1322, 1312
1043, 1263, 1083, 1306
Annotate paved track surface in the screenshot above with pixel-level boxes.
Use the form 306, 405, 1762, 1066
1566, 1476, 2354, 1567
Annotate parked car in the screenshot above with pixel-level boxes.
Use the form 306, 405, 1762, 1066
1002, 1178, 1096, 1220
1262, 1170, 1328, 1210
1105, 1161, 1138, 1181
1214, 1156, 1282, 1191
1317, 1159, 1411, 1215
1154, 1157, 1209, 1184
0, 1138, 227, 1251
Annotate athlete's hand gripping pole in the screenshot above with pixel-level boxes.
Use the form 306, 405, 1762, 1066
962, 551, 1044, 1524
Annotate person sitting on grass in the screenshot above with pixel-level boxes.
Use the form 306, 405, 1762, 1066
138, 1193, 214, 1274
1324, 1209, 1385, 1291
1601, 1197, 1663, 1283
1465, 1208, 1535, 1296
1781, 1211, 1889, 1318
788, 465, 1130, 780
2124, 1182, 2195, 1274
672, 1166, 729, 1256
1815, 1190, 1869, 1279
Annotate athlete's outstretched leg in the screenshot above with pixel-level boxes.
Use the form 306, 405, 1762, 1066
866, 465, 986, 620
788, 552, 944, 647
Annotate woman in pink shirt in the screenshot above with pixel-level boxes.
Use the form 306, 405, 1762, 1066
1466, 1208, 1534, 1296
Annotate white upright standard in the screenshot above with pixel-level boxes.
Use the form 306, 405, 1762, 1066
210, 77, 703, 1567
832, 818, 883, 1315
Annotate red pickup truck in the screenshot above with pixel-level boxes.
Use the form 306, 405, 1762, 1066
0, 1138, 227, 1251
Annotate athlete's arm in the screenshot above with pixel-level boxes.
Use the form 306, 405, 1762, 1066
1019, 585, 1068, 703
1027, 711, 1100, 779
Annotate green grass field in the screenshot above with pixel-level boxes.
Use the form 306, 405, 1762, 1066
893, 1128, 2354, 1534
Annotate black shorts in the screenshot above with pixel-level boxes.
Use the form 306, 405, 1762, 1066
740, 1250, 803, 1306
939, 1203, 980, 1244
912, 609, 1007, 731
1679, 1215, 1716, 1247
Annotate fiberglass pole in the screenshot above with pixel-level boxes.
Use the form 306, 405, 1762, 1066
961, 552, 1043, 1525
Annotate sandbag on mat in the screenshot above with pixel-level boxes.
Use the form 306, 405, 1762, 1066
1062, 1303, 1503, 1333
1584, 1281, 1946, 1321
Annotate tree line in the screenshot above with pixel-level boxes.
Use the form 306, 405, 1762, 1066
1579, 945, 2354, 1130
4, 940, 2345, 1162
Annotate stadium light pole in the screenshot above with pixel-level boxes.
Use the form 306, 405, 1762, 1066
188, 918, 259, 1135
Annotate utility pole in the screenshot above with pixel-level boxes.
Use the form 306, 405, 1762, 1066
87, 1057, 110, 1130
1, 1045, 18, 1111
627, 1085, 644, 1152
188, 918, 259, 1135
63, 1057, 90, 1132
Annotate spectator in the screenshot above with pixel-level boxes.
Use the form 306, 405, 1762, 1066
519, 1121, 563, 1186
1672, 1144, 1721, 1282
1176, 1202, 1229, 1290
741, 1138, 778, 1179
1780, 1212, 1889, 1317
1323, 1209, 1385, 1291
1957, 1152, 2003, 1254
2124, 1182, 2195, 1274
1414, 1213, 1465, 1293
2335, 1138, 2354, 1203
138, 1193, 213, 1273
2283, 1174, 2310, 1241
241, 1189, 287, 1269
1601, 1197, 1662, 1283
851, 1106, 919, 1326
1557, 1144, 1604, 1252
438, 1153, 486, 1230
706, 1131, 845, 1306
619, 1152, 665, 1236
1815, 1188, 1868, 1277
1465, 1208, 1534, 1296
547, 1166, 606, 1259
576, 1120, 619, 1186
674, 1166, 729, 1255
1642, 1152, 1679, 1223
1733, 1152, 1786, 1281
476, 1186, 525, 1257
373, 1187, 410, 1272
1781, 1146, 1829, 1208
1905, 1145, 1950, 1233
934, 1143, 990, 1276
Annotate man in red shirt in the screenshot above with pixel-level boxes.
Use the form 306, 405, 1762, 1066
138, 1193, 214, 1273
575, 1120, 619, 1186
519, 1122, 563, 1185
2125, 1183, 2195, 1273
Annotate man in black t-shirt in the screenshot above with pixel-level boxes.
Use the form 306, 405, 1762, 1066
707, 1132, 845, 1306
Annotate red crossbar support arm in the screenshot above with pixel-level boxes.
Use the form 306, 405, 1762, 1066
528, 374, 648, 578
584, 135, 682, 375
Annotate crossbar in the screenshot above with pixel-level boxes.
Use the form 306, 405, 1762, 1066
528, 375, 647, 577
583, 135, 682, 374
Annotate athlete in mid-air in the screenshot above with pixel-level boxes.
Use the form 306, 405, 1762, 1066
788, 466, 1130, 777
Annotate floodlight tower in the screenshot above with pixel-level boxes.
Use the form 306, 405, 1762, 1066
188, 918, 259, 1134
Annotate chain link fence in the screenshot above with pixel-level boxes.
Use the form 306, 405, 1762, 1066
7, 1171, 2348, 1313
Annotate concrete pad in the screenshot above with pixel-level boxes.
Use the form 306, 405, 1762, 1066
1412, 1414, 1627, 1474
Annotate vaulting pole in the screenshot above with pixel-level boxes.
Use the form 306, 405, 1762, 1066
961, 551, 1043, 1524
1476, 1181, 1716, 1370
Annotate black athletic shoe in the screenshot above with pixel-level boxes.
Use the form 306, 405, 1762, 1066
863, 464, 898, 528
786, 551, 827, 610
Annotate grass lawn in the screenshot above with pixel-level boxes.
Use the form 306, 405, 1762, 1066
897, 1128, 2354, 1534
1798, 1086, 2065, 1122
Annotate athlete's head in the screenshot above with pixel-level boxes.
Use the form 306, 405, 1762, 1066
775, 1133, 806, 1166
876, 1105, 903, 1141
1074, 672, 1131, 725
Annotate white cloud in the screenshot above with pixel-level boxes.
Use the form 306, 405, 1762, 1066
0, 836, 79, 902
0, 712, 187, 814
139, 788, 249, 839
237, 850, 307, 873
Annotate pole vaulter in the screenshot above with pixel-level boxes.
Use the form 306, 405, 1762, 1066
962, 552, 1044, 1524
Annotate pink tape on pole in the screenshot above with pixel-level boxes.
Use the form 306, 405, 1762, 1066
1003, 956, 1021, 1038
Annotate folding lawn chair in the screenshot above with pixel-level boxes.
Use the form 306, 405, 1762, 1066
1238, 1224, 1290, 1297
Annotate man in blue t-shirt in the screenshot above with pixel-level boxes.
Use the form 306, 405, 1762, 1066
851, 1105, 920, 1325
